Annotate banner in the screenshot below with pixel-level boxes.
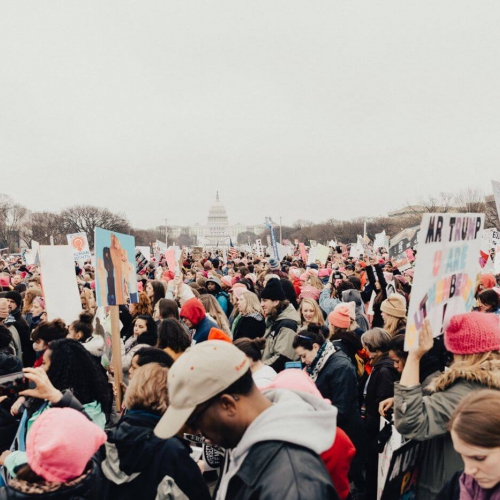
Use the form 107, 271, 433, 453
39, 245, 82, 325
265, 217, 279, 263
94, 228, 138, 307
405, 214, 484, 349
67, 232, 92, 262
255, 239, 264, 257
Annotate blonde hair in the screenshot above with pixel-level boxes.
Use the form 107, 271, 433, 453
307, 276, 324, 292
199, 294, 231, 335
238, 291, 263, 316
299, 298, 324, 326
125, 363, 169, 414
383, 315, 407, 336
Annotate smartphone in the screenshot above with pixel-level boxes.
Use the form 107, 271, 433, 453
0, 372, 29, 398
285, 361, 302, 370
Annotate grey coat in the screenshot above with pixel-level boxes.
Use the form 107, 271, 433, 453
394, 379, 491, 499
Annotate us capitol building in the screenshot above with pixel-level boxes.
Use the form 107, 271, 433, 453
167, 193, 265, 247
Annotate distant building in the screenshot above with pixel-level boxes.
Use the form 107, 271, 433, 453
387, 205, 426, 218
167, 193, 265, 246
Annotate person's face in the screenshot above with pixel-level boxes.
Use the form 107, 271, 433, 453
366, 347, 381, 361
260, 299, 279, 317
6, 298, 17, 312
389, 350, 405, 374
477, 300, 491, 313
28, 282, 38, 291
145, 282, 153, 297
41, 348, 51, 371
129, 355, 140, 379
228, 269, 235, 277
182, 317, 193, 329
33, 337, 47, 352
301, 303, 315, 323
237, 294, 247, 311
31, 301, 43, 317
384, 264, 393, 272
295, 344, 320, 366
134, 318, 148, 336
12, 275, 21, 285
187, 395, 242, 449
451, 430, 500, 490
207, 283, 216, 293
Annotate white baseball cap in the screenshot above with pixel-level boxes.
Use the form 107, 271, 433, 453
154, 340, 250, 439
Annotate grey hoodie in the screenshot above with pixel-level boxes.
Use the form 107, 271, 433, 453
216, 388, 337, 500
342, 289, 369, 332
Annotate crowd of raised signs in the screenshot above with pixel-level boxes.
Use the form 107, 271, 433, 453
0, 242, 499, 500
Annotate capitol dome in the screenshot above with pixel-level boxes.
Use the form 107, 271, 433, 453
206, 192, 230, 245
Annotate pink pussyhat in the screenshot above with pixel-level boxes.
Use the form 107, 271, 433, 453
27, 408, 107, 483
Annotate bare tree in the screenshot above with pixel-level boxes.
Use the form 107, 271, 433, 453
60, 205, 131, 248
19, 211, 66, 247
0, 194, 29, 251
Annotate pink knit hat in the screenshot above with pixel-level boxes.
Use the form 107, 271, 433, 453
299, 285, 320, 301
221, 276, 233, 288
232, 283, 248, 300
27, 408, 107, 483
445, 312, 500, 355
480, 274, 497, 290
260, 369, 326, 401
328, 303, 355, 329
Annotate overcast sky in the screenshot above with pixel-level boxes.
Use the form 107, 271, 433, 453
1, 2, 500, 229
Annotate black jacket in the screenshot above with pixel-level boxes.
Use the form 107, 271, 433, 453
0, 352, 22, 376
233, 315, 266, 341
436, 471, 461, 500
315, 349, 366, 458
100, 411, 211, 500
363, 355, 399, 436
9, 310, 34, 368
0, 459, 103, 499
223, 440, 339, 500
365, 264, 388, 328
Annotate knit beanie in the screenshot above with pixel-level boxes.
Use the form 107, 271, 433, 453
232, 283, 247, 300
480, 274, 497, 290
299, 285, 320, 301
260, 279, 286, 301
445, 312, 500, 355
269, 259, 280, 271
328, 304, 353, 329
5, 291, 22, 309
380, 294, 407, 318
26, 408, 107, 483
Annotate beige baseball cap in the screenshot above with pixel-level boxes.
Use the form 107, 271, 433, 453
154, 340, 250, 439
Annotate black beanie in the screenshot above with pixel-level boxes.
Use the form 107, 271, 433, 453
260, 278, 286, 301
5, 291, 22, 309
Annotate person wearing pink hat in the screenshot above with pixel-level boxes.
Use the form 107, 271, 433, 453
0, 407, 106, 498
394, 313, 500, 499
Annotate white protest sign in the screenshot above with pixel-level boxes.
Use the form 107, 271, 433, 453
307, 247, 318, 265
255, 239, 264, 257
274, 243, 288, 261
67, 232, 92, 262
378, 419, 404, 500
315, 244, 330, 265
374, 231, 386, 250
39, 245, 82, 325
405, 214, 484, 350
136, 246, 150, 262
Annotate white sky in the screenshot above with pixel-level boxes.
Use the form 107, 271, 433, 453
1, 1, 500, 228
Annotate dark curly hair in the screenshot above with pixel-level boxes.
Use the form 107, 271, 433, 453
157, 319, 190, 353
47, 339, 110, 413
134, 315, 158, 347
31, 319, 68, 343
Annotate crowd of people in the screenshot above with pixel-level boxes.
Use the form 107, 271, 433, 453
0, 244, 499, 499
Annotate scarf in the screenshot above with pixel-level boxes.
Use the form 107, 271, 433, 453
307, 341, 337, 382
460, 473, 500, 500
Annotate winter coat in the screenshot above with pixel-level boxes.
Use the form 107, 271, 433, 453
394, 364, 500, 500
193, 316, 219, 345
319, 287, 340, 317
0, 459, 103, 500
83, 335, 105, 360
315, 348, 365, 447
436, 470, 500, 500
232, 313, 265, 341
341, 289, 370, 332
215, 389, 339, 500
0, 352, 22, 376
262, 304, 300, 372
364, 355, 399, 437
365, 264, 387, 328
101, 411, 211, 500
8, 309, 34, 368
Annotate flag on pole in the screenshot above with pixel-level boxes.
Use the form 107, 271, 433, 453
229, 239, 238, 260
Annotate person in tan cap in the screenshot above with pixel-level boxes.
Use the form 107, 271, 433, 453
154, 340, 339, 500
380, 293, 407, 336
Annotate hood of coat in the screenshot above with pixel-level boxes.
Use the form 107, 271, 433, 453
268, 303, 300, 325
180, 298, 206, 327
341, 289, 363, 309
0, 351, 23, 375
430, 359, 500, 393
84, 335, 105, 357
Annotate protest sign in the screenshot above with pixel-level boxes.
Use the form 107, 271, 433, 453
94, 307, 112, 368
255, 239, 264, 257
299, 243, 308, 263
307, 247, 318, 265
405, 214, 484, 349
135, 249, 149, 275
389, 227, 419, 259
192, 246, 203, 261
374, 230, 387, 250
95, 228, 137, 307
315, 243, 330, 265
67, 232, 92, 262
136, 246, 150, 262
38, 245, 82, 325
155, 240, 168, 261
380, 440, 422, 500
378, 420, 404, 500
392, 252, 412, 272
265, 217, 279, 262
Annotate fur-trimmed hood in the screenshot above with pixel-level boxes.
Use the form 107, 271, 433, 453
429, 359, 500, 393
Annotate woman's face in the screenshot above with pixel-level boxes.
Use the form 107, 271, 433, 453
41, 348, 51, 372
294, 344, 320, 366
134, 318, 148, 337
301, 303, 315, 323
145, 282, 153, 298
33, 338, 47, 352
451, 430, 500, 490
31, 301, 43, 317
153, 303, 160, 321
129, 355, 140, 380
389, 350, 405, 373
477, 300, 491, 312
237, 295, 247, 311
